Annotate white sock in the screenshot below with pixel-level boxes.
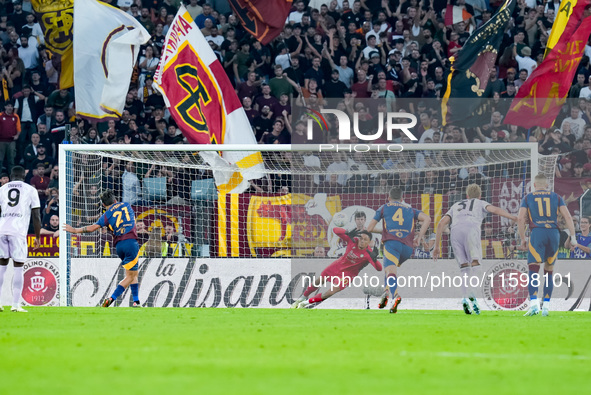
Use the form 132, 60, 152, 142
543, 300, 550, 310
12, 267, 23, 307
530, 298, 540, 308
460, 266, 470, 299
0, 265, 7, 298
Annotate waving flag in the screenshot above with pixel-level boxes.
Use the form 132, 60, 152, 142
154, 5, 264, 194
505, 1, 591, 128
32, 0, 74, 89
444, 5, 473, 26
442, 0, 515, 127
228, 0, 293, 45
546, 0, 581, 56
74, 0, 150, 121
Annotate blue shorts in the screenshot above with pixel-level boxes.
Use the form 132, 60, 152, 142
528, 228, 560, 265
116, 239, 140, 271
383, 240, 413, 267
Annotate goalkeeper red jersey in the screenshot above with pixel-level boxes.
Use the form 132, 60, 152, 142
322, 228, 382, 275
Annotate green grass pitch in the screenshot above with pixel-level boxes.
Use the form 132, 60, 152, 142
1, 307, 590, 394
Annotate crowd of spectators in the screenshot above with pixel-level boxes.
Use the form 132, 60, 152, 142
1, 0, 591, 233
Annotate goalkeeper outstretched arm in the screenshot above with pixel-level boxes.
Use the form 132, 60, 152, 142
334, 227, 383, 271
367, 247, 383, 272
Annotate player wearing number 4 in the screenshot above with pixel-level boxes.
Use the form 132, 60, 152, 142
0, 166, 42, 313
63, 190, 142, 308
367, 187, 431, 313
518, 174, 576, 317
433, 184, 517, 315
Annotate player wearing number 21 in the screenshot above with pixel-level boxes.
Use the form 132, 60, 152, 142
367, 187, 431, 313
518, 174, 577, 317
63, 190, 142, 308
0, 166, 42, 313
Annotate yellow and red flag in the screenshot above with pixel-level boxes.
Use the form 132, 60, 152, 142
546, 0, 581, 56
32, 0, 74, 89
505, 1, 591, 128
228, 0, 293, 45
154, 5, 264, 194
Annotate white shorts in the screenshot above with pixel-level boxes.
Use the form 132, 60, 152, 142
450, 226, 482, 266
0, 235, 28, 263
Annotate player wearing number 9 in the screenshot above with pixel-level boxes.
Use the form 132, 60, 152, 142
0, 166, 42, 313
517, 174, 577, 317
63, 189, 142, 308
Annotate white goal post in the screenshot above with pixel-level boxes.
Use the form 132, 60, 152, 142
58, 143, 553, 307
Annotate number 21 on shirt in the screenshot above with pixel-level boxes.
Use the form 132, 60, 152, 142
113, 206, 131, 228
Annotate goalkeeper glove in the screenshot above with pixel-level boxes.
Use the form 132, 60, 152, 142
571, 235, 578, 245
346, 228, 361, 240
369, 246, 379, 262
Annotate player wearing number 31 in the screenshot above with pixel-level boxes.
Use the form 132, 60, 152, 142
63, 190, 142, 308
433, 184, 517, 315
517, 174, 577, 317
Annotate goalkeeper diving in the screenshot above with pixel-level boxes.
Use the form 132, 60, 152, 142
292, 227, 382, 309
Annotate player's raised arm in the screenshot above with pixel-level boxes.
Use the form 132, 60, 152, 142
63, 223, 102, 234
414, 212, 431, 248
433, 215, 451, 262
486, 205, 518, 222
333, 226, 357, 243
559, 205, 578, 248
368, 246, 383, 271
517, 207, 528, 250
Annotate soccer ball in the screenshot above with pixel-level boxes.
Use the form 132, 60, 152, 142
332, 212, 348, 227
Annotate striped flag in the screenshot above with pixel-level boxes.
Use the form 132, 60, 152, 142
154, 5, 264, 194
444, 5, 473, 26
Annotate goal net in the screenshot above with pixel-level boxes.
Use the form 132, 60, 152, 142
58, 143, 556, 308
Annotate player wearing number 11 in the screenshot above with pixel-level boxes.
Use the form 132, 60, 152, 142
63, 190, 142, 308
518, 174, 577, 317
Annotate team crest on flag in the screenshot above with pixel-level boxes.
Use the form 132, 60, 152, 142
158, 41, 226, 144
155, 6, 264, 194
32, 0, 74, 89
